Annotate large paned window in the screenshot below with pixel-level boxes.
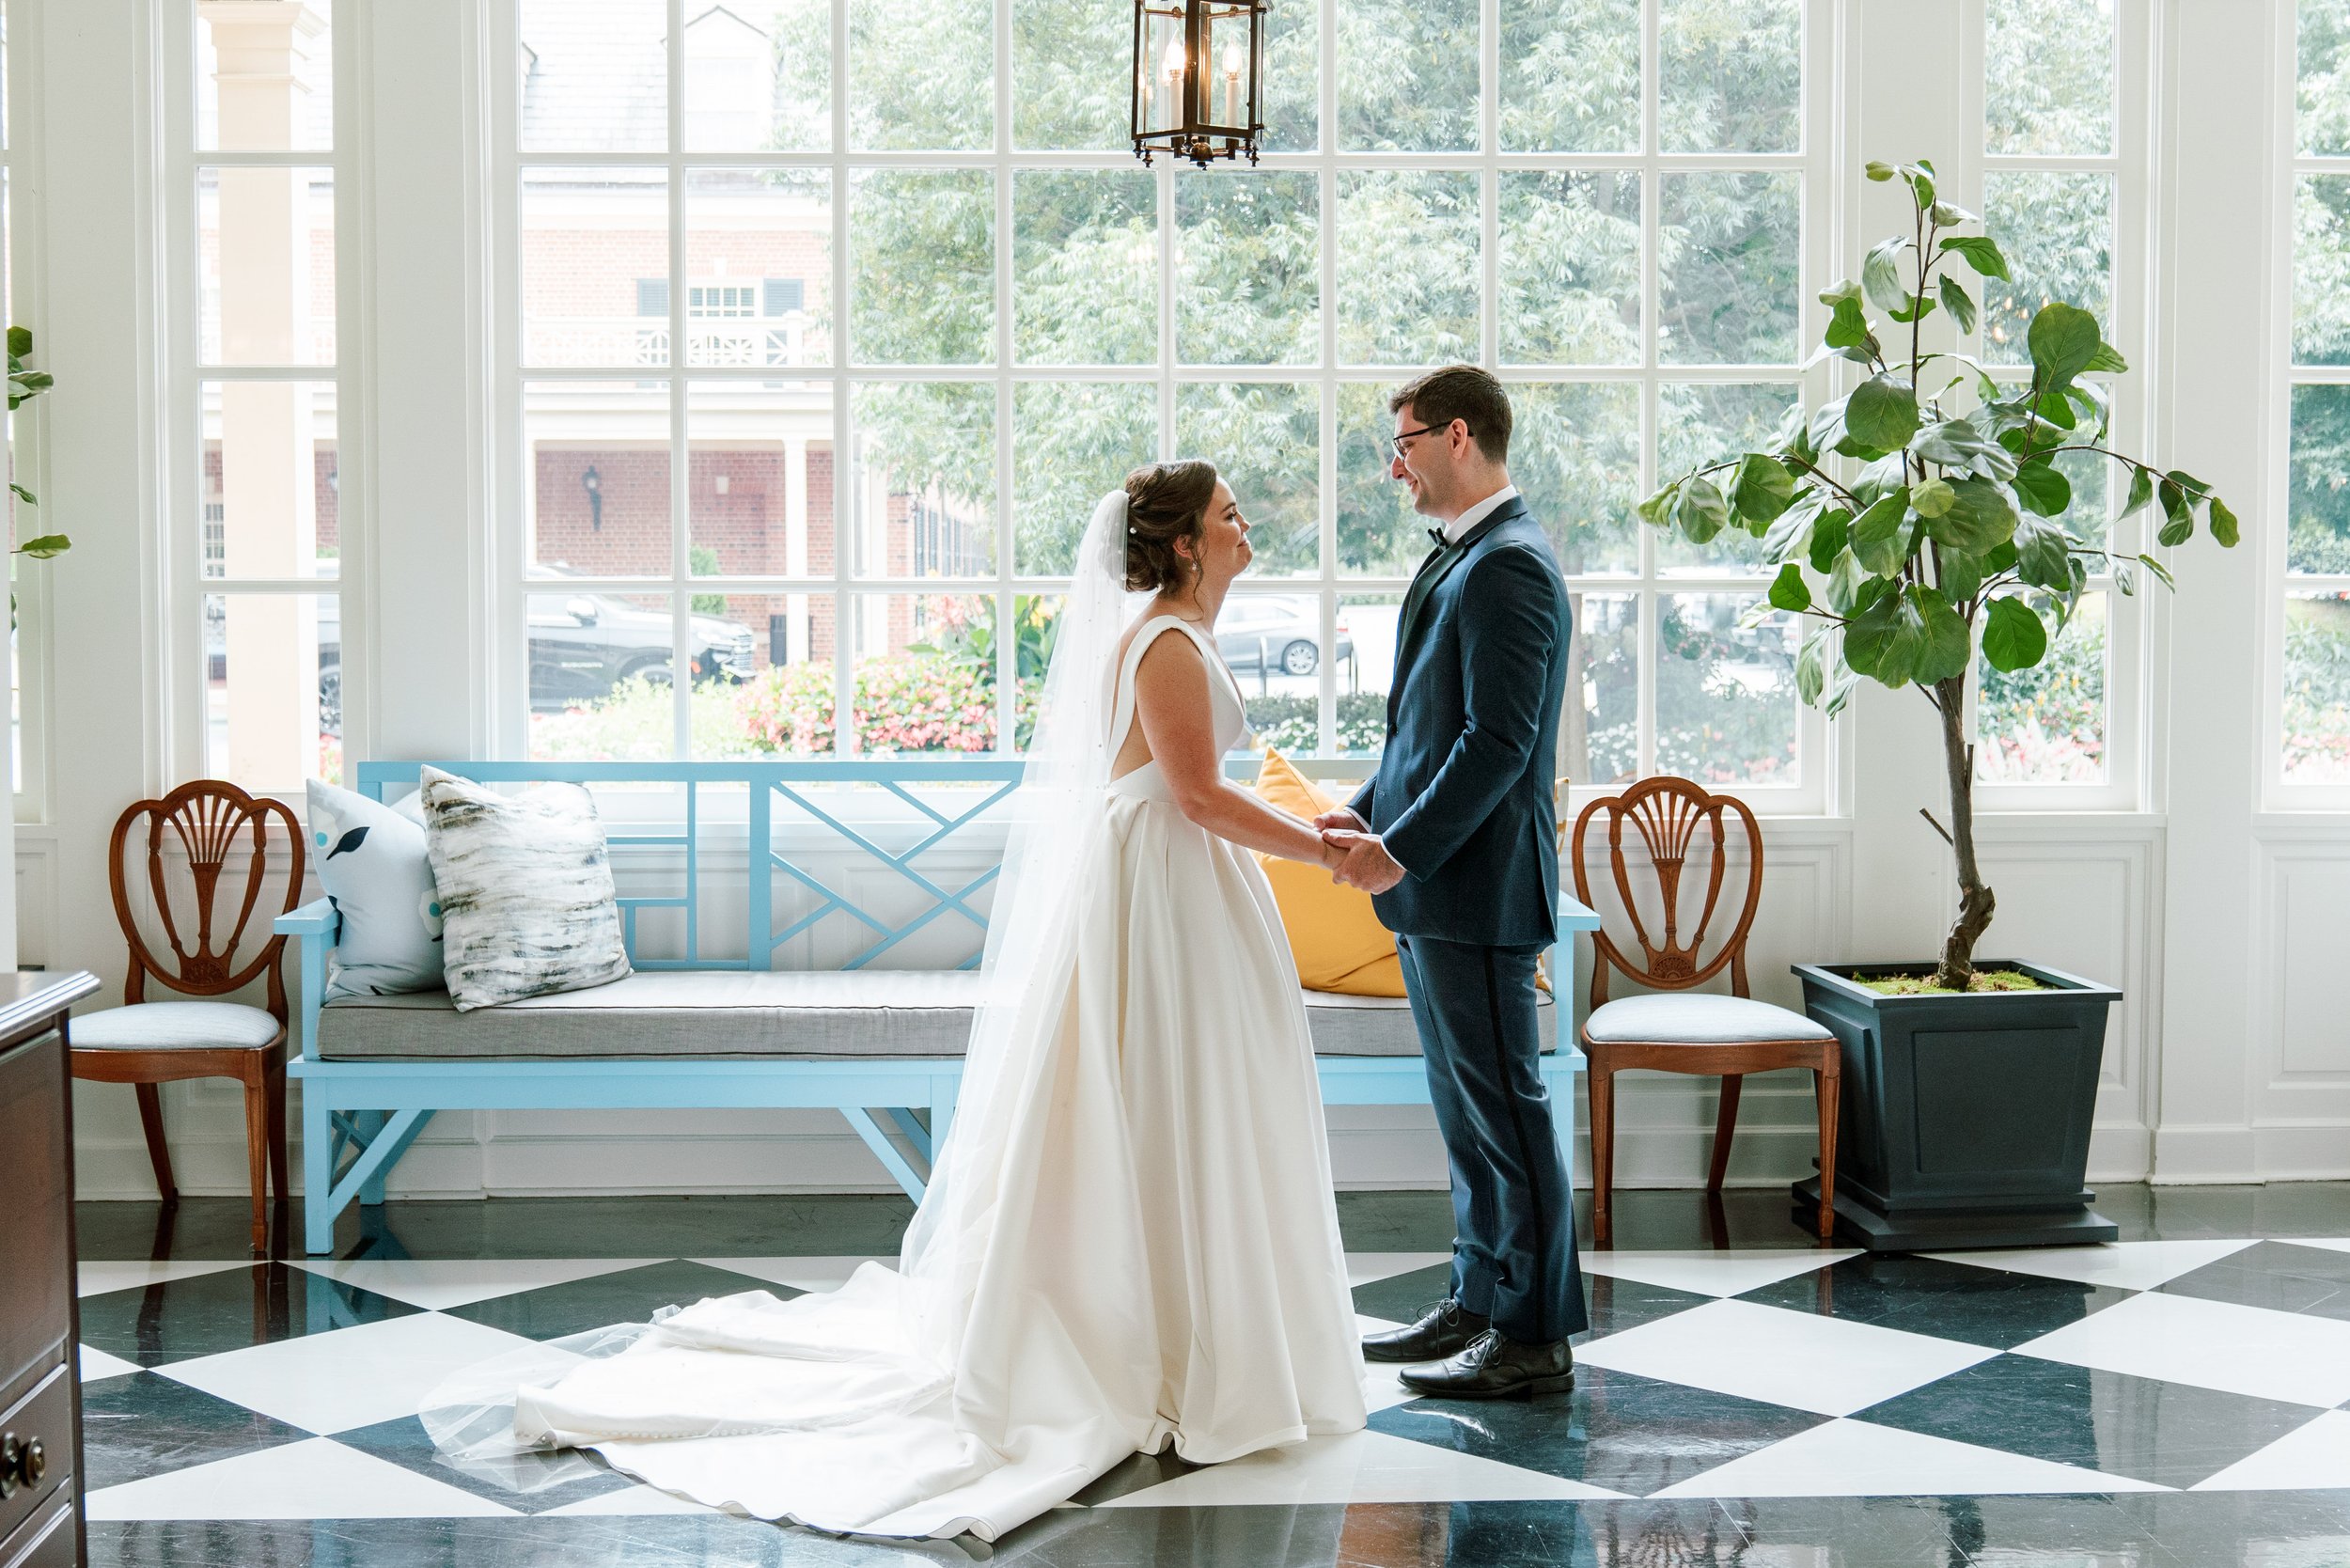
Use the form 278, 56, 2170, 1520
2288, 1, 2350, 799
1967, 0, 2144, 807
175, 2, 341, 790
501, 0, 1824, 804
3, 0, 24, 815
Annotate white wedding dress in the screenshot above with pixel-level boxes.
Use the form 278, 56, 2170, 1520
429, 509, 1366, 1542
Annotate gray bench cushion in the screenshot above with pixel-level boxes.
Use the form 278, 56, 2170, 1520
316, 973, 1557, 1062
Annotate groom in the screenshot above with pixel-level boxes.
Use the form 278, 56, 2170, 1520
1321, 365, 1588, 1400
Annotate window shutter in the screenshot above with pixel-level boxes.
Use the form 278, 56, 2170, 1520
636, 277, 669, 317
763, 276, 805, 316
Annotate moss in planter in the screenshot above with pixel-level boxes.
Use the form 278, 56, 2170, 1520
1855, 969, 2052, 996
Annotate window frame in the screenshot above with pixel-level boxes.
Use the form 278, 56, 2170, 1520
490, 0, 1834, 812
1959, 0, 2153, 814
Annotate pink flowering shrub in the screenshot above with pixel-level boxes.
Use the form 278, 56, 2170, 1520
739, 652, 997, 754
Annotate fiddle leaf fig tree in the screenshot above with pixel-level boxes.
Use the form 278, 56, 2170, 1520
1639, 158, 2237, 992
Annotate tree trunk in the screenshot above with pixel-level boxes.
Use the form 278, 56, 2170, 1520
1934, 674, 1995, 990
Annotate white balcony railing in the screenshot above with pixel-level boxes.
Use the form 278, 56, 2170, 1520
524, 314, 813, 370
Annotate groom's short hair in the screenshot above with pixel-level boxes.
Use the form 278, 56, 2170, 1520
1389, 366, 1511, 464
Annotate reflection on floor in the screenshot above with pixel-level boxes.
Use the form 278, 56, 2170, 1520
74, 1185, 2350, 1566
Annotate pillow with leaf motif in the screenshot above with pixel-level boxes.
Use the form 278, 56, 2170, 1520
305, 779, 445, 1001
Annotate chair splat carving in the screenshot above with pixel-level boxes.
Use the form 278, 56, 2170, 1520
1575, 776, 1762, 1006
111, 779, 304, 1011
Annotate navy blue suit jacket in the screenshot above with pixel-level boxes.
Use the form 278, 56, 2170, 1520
1350, 496, 1570, 949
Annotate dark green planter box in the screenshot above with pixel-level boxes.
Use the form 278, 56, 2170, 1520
1789, 960, 2121, 1252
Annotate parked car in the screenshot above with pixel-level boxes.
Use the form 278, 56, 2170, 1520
1216, 597, 1352, 678
233, 580, 760, 737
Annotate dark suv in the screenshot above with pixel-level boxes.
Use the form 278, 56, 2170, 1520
282, 585, 759, 735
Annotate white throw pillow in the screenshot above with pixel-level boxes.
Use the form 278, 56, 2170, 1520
305, 779, 445, 1002
417, 766, 633, 1011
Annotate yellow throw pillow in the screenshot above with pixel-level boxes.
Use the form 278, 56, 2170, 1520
1252, 747, 1408, 997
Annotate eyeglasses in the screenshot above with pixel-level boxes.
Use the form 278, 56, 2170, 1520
1390, 422, 1467, 461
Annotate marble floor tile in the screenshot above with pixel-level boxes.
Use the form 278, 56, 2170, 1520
538, 1482, 728, 1515
2016, 1288, 2350, 1408
1575, 1298, 1999, 1418
75, 1259, 252, 1298
2157, 1238, 2350, 1322
76, 1261, 419, 1369
1650, 1418, 2169, 1499
689, 1255, 891, 1294
1371, 1363, 1826, 1497
1854, 1349, 2325, 1489
155, 1309, 548, 1435
1350, 1262, 1456, 1326
1345, 1252, 1454, 1288
1094, 1429, 1623, 1508
1578, 1271, 1716, 1344
288, 1257, 663, 1311
1919, 1238, 2259, 1294
79, 1371, 312, 1491
2190, 1409, 2350, 1491
85, 1435, 522, 1521
78, 1343, 143, 1383
444, 1259, 794, 1341
1737, 1251, 2136, 1350
1578, 1248, 1858, 1299
333, 1412, 640, 1514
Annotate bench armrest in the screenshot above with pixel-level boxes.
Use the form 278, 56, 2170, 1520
275, 899, 340, 1058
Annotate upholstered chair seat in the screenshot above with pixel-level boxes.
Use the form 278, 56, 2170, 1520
71, 1002, 284, 1050
1584, 994, 1832, 1046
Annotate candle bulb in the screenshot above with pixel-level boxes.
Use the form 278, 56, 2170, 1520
1222, 41, 1241, 124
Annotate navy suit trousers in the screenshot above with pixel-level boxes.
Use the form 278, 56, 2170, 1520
1394, 933, 1589, 1344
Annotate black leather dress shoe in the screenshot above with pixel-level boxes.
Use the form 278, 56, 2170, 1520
1398, 1330, 1574, 1400
1361, 1299, 1490, 1363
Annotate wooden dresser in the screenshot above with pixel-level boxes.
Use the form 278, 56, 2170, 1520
0, 972, 100, 1568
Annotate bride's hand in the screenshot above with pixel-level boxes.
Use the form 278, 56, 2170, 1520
1318, 828, 1358, 874
1312, 808, 1367, 835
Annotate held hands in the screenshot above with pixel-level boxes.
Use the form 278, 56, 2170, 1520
1320, 827, 1404, 895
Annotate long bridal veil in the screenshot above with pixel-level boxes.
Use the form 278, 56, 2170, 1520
418, 491, 1149, 1540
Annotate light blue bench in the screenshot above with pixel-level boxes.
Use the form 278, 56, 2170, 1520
277, 760, 1598, 1255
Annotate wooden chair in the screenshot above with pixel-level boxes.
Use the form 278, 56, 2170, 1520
72, 781, 306, 1253
1574, 776, 1841, 1247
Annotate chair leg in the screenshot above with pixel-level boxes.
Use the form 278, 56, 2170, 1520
1813, 1057, 1842, 1242
134, 1082, 178, 1203
1588, 1060, 1617, 1249
265, 1051, 291, 1209
1707, 1074, 1744, 1193
242, 1063, 271, 1255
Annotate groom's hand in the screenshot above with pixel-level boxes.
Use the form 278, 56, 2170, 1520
1312, 807, 1367, 836
1323, 829, 1404, 894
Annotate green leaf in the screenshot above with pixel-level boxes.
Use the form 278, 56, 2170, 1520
1937, 274, 1977, 335
1853, 452, 1909, 509
2156, 479, 2192, 546
1911, 477, 1955, 518
1808, 395, 1851, 456
1824, 661, 1863, 716
2011, 459, 2072, 517
7, 483, 33, 507
7, 326, 31, 359
1795, 627, 1829, 706
1637, 481, 1680, 527
2121, 464, 2154, 519
1914, 585, 1973, 682
1862, 238, 1913, 315
1863, 162, 1897, 182
1986, 540, 2019, 572
1903, 163, 1937, 209
2028, 302, 2103, 393
1939, 234, 2012, 281
1808, 507, 1852, 573
2116, 563, 2136, 596
1937, 546, 1985, 603
1929, 200, 1979, 227
1678, 477, 1730, 542
1824, 295, 1874, 353
2011, 509, 2071, 588
1768, 561, 1812, 612
2084, 341, 2128, 374
1850, 491, 1913, 576
1825, 547, 1867, 614
1843, 580, 1927, 687
1928, 476, 2020, 554
2209, 494, 2241, 548
1846, 375, 1921, 450
13, 534, 69, 559
2028, 389, 2078, 431
2136, 552, 2176, 590
1761, 489, 1825, 562
1729, 453, 1796, 525
1911, 416, 2018, 481
1982, 595, 2050, 672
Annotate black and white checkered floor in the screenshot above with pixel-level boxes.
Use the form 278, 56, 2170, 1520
71, 1224, 2350, 1565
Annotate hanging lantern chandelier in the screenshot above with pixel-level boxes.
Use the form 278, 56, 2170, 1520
1131, 0, 1265, 168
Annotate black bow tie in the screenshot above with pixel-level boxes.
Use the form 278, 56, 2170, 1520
1428, 525, 1449, 547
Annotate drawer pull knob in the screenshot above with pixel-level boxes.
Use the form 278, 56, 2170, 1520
0, 1432, 41, 1496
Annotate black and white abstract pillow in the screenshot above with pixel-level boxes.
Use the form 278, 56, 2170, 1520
305, 780, 445, 1001
417, 766, 633, 1011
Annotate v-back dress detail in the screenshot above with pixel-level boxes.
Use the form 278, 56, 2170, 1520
474, 615, 1366, 1541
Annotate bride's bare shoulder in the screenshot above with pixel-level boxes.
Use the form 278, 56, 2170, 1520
1116, 608, 1201, 668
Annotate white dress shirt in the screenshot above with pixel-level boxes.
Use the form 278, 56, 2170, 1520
1441, 483, 1520, 545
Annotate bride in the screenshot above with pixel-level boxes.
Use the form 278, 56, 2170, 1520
430, 461, 1369, 1541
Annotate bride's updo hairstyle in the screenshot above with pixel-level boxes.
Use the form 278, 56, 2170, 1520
1122, 460, 1219, 594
